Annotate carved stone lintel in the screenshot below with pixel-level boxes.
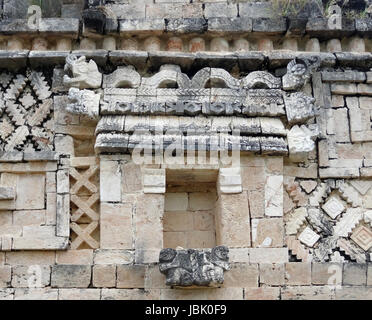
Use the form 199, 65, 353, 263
159, 246, 230, 287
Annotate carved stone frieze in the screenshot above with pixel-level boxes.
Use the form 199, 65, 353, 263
63, 57, 320, 156
159, 246, 230, 287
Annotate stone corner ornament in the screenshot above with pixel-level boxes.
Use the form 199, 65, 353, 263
63, 54, 102, 89
159, 246, 231, 287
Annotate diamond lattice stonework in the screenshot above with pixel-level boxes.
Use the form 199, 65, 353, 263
350, 225, 372, 251
322, 196, 345, 219
298, 227, 320, 248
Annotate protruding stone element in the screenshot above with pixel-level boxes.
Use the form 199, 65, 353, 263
80, 38, 96, 50
287, 125, 318, 162
327, 39, 342, 52
102, 37, 116, 51
56, 38, 72, 51
159, 246, 230, 287
284, 92, 317, 124
210, 38, 229, 52
257, 39, 273, 51
66, 88, 100, 120
143, 168, 165, 194
167, 37, 183, 52
305, 38, 320, 52
32, 38, 48, 51
298, 227, 320, 248
349, 37, 366, 53
322, 196, 345, 219
283, 57, 320, 91
7, 38, 23, 51
63, 54, 102, 89
218, 168, 242, 194
283, 39, 298, 51
350, 225, 372, 251
189, 37, 205, 52
233, 39, 249, 52
144, 36, 161, 51
121, 38, 139, 51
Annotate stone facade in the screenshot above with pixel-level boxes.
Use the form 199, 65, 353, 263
0, 0, 372, 300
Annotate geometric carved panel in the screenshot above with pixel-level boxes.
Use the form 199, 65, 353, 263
69, 157, 100, 249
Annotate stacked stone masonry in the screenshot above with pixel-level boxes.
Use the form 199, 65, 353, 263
0, 0, 372, 300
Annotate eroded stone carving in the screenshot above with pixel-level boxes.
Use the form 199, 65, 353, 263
287, 125, 319, 162
159, 246, 230, 287
283, 57, 320, 91
64, 54, 102, 89
284, 92, 317, 125
67, 88, 100, 120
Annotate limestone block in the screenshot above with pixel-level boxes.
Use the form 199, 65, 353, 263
100, 203, 133, 250
368, 264, 372, 286
164, 193, 188, 211
265, 175, 283, 217
331, 83, 357, 95
93, 265, 116, 288
204, 3, 237, 18
102, 288, 160, 300
122, 162, 142, 193
144, 265, 167, 290
229, 248, 249, 263
285, 263, 311, 286
218, 168, 242, 194
188, 192, 216, 211
358, 84, 372, 96
56, 250, 93, 265
11, 265, 50, 288
0, 266, 11, 288
13, 210, 46, 227
343, 263, 367, 286
252, 218, 284, 248
336, 287, 372, 300
143, 168, 165, 194
6, 251, 55, 266
51, 265, 91, 288
57, 169, 69, 194
94, 250, 134, 265
135, 194, 164, 251
312, 263, 343, 285
55, 135, 75, 155
163, 212, 193, 232
281, 286, 335, 300
100, 160, 121, 202
249, 248, 288, 264
248, 190, 265, 219
0, 288, 14, 300
259, 263, 284, 286
244, 287, 280, 300
117, 265, 146, 289
223, 263, 258, 288
216, 193, 251, 247
15, 174, 45, 210
135, 249, 161, 264
0, 187, 15, 200
14, 288, 58, 300
59, 289, 100, 300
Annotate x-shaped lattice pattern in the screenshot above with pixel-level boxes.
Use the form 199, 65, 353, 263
69, 160, 100, 249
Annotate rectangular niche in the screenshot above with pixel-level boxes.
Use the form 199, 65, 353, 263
163, 169, 218, 249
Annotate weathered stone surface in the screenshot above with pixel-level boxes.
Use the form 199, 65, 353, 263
51, 265, 91, 288
159, 247, 230, 287
100, 203, 133, 250
12, 265, 50, 288
223, 263, 258, 288
93, 265, 116, 288
343, 263, 367, 286
59, 289, 100, 300
259, 263, 285, 286
285, 263, 311, 286
117, 265, 146, 289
